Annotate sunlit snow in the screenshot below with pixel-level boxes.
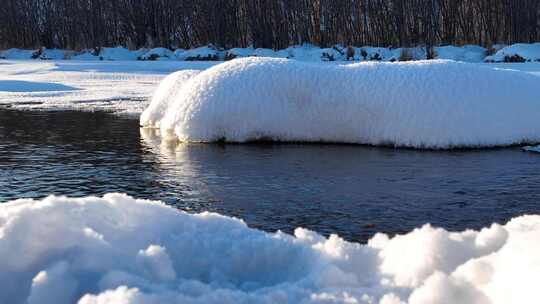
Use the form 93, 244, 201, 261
141, 57, 540, 148
0, 194, 538, 304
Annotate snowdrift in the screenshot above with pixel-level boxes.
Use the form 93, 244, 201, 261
435, 45, 486, 62
0, 193, 538, 304
486, 43, 540, 62
98, 47, 147, 61
0, 48, 37, 59
141, 58, 540, 148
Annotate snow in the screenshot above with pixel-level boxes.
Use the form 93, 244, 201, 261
435, 45, 486, 62
141, 57, 540, 148
0, 60, 217, 115
39, 48, 75, 60
0, 193, 538, 304
485, 43, 540, 62
285, 44, 345, 61
140, 70, 203, 127
1, 58, 539, 122
354, 46, 401, 61
0, 80, 78, 92
253, 48, 287, 58
0, 48, 37, 59
98, 47, 147, 61
72, 51, 100, 61
178, 46, 222, 61
173, 49, 186, 58
225, 47, 255, 59
0, 44, 501, 63
140, 48, 175, 61
522, 145, 540, 153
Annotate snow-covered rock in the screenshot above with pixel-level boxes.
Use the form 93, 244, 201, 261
98, 47, 147, 61
141, 57, 540, 148
485, 43, 540, 62
435, 45, 486, 63
285, 44, 345, 61
140, 48, 175, 61
38, 48, 75, 60
0, 193, 539, 304
0, 48, 38, 59
522, 145, 540, 153
354, 46, 401, 61
224, 47, 255, 60
72, 50, 100, 61
173, 48, 186, 59
252, 48, 287, 58
178, 45, 222, 61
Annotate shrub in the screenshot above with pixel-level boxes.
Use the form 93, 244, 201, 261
346, 46, 355, 60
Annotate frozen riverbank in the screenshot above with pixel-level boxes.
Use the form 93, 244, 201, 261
2, 43, 540, 63
1, 59, 538, 116
1, 193, 538, 304
0, 60, 215, 115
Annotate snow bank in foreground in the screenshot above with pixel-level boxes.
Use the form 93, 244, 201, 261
1, 193, 538, 304
486, 43, 540, 62
140, 58, 540, 148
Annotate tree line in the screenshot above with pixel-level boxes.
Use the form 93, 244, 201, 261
1, 0, 539, 51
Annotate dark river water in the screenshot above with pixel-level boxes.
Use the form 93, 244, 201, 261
1, 109, 540, 242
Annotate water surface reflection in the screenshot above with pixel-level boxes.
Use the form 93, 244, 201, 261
2, 109, 540, 242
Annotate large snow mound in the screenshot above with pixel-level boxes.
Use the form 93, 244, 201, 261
140, 57, 540, 148
1, 193, 539, 304
486, 43, 540, 62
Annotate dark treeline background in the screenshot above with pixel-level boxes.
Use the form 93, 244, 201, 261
1, 0, 539, 50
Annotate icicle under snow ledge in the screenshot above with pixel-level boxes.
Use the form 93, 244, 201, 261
140, 58, 540, 149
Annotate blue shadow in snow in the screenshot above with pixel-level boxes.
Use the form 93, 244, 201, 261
0, 80, 79, 92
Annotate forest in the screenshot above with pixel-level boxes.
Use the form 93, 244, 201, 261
1, 0, 539, 51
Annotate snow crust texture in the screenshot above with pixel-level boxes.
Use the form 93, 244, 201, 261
141, 58, 540, 148
0, 193, 538, 304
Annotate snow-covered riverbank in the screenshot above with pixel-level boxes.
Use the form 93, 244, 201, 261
2, 43, 540, 63
0, 60, 216, 115
1, 59, 539, 116
1, 193, 538, 304
2, 58, 540, 148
